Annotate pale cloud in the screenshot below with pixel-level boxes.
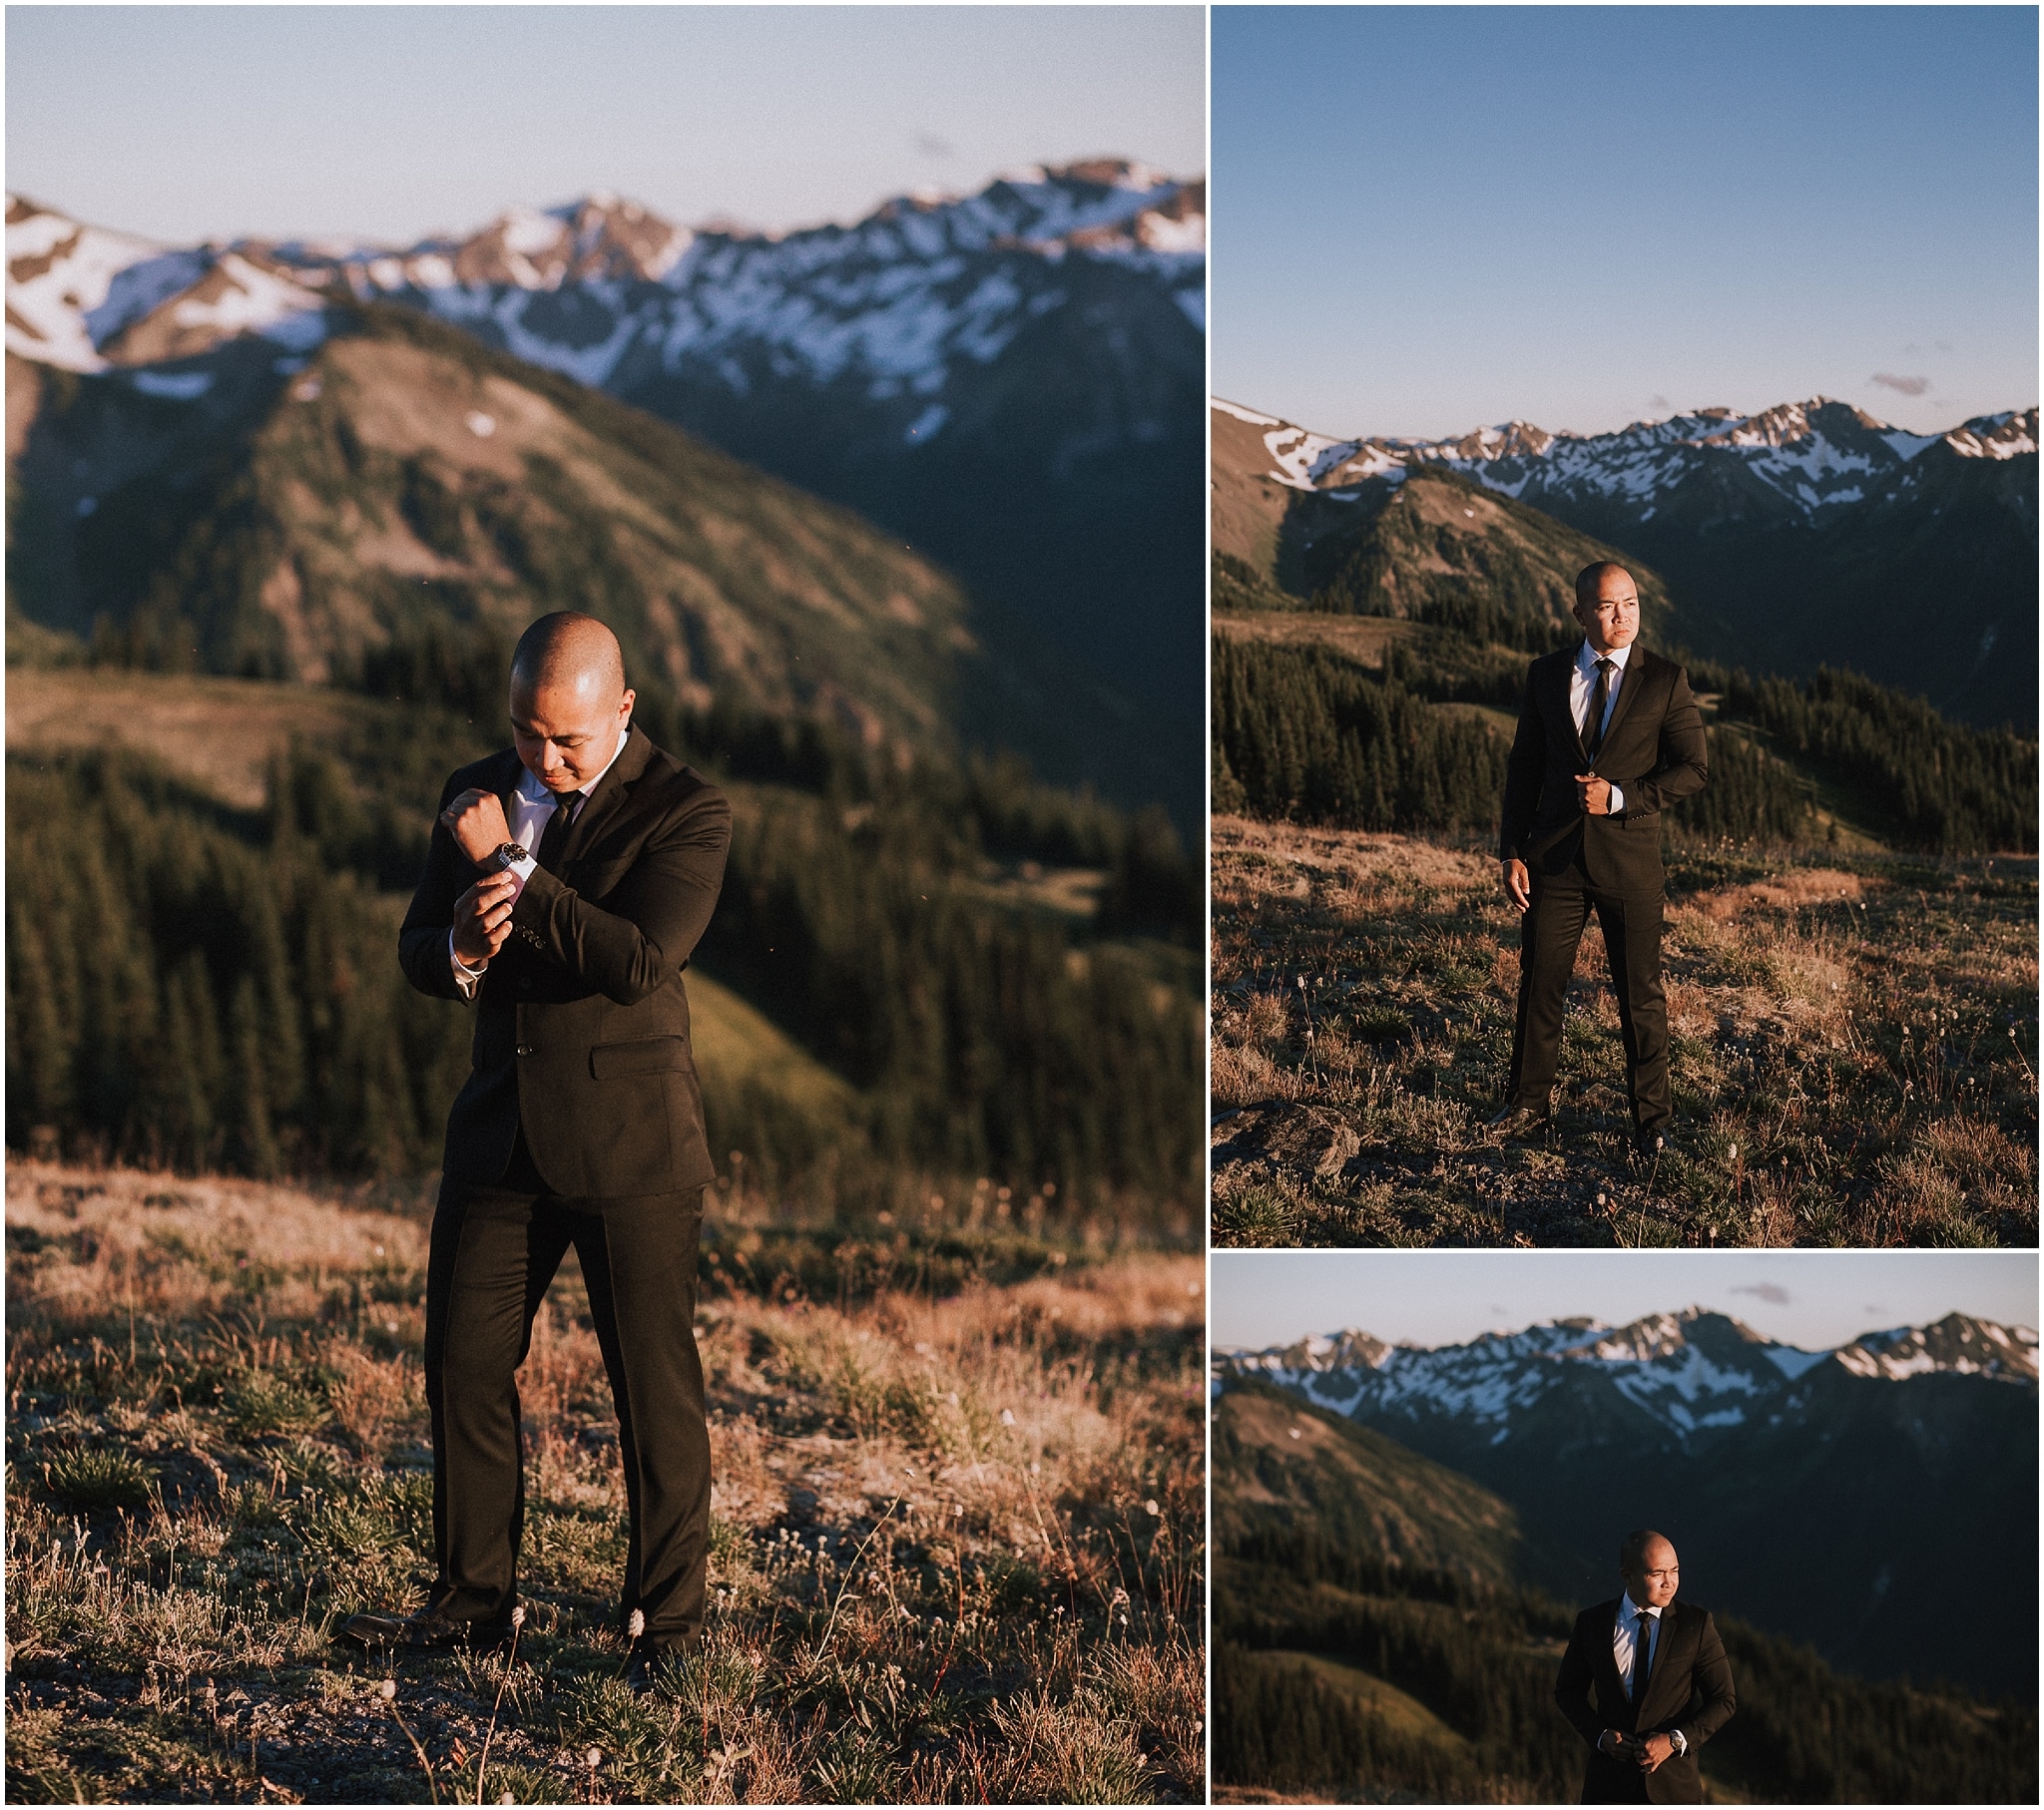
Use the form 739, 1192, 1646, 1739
1871, 372, 1930, 397
1731, 1282, 1792, 1306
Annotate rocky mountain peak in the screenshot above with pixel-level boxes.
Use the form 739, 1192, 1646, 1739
1836, 1312, 2038, 1382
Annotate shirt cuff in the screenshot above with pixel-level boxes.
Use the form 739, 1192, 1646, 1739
1609, 782, 1625, 814
448, 928, 485, 1001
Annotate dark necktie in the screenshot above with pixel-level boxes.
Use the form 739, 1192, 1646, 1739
1633, 1609, 1656, 1704
535, 790, 583, 874
1585, 657, 1616, 759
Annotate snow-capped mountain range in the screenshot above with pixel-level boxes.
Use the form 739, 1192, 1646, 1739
9, 165, 1207, 821
1213, 394, 2036, 526
1217, 1307, 2036, 1445
11, 165, 1203, 409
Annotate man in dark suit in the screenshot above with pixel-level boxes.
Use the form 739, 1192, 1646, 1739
1491, 562, 1707, 1154
341, 612, 731, 1688
1554, 1529, 1737, 1804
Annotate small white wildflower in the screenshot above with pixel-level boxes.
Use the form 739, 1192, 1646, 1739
1144, 1499, 1160, 1517
1728, 1143, 1739, 1160
627, 1608, 646, 1638
510, 1606, 526, 1628
377, 1678, 397, 1701
1030, 1461, 1041, 1475
585, 1747, 603, 1770
1000, 1409, 1016, 1426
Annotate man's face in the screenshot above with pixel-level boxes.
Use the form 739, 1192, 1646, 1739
1623, 1536, 1681, 1609
1573, 572, 1641, 655
509, 675, 634, 793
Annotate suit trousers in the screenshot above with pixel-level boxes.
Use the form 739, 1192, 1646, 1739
1508, 855, 1673, 1131
423, 1147, 711, 1651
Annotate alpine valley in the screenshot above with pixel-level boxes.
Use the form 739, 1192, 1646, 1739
1214, 1306, 2038, 1697
6, 166, 1206, 821
1213, 393, 2038, 735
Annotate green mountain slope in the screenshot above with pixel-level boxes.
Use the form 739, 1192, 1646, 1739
8, 308, 1191, 824
1214, 1376, 1542, 1588
10, 325, 959, 748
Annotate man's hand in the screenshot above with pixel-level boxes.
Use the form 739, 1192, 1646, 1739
1638, 1732, 1676, 1772
453, 872, 518, 968
1575, 772, 1613, 816
1597, 1730, 1628, 1759
441, 788, 513, 864
1502, 858, 1531, 913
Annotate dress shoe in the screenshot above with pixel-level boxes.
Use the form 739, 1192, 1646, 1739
1485, 1105, 1550, 1140
336, 1606, 515, 1652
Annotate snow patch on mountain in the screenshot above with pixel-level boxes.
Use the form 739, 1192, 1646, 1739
6, 197, 166, 369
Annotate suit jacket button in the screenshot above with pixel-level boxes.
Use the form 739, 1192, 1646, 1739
516, 1045, 534, 1057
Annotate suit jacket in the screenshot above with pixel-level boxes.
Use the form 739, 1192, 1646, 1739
1554, 1597, 1737, 1805
398, 725, 732, 1198
1498, 644, 1707, 893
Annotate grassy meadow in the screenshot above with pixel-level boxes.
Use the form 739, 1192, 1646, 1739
4, 1160, 1205, 1803
1211, 816, 2038, 1248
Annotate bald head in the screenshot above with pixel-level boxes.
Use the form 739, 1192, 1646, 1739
1572, 562, 1640, 656
507, 613, 636, 794
511, 611, 625, 703
1575, 562, 1633, 610
1619, 1528, 1680, 1608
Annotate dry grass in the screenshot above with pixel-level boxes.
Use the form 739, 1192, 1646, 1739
5, 1161, 1204, 1803
1210, 817, 2037, 1247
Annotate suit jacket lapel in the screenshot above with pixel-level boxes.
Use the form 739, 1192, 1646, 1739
560, 723, 654, 862
1638, 1603, 1687, 1725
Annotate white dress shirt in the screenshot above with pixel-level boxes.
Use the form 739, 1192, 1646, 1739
1614, 1589, 1687, 1754
1570, 639, 1631, 814
449, 723, 630, 999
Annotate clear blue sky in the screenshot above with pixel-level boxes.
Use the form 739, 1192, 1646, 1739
1212, 5, 2038, 438
6, 6, 1205, 244
1210, 1251, 2039, 1354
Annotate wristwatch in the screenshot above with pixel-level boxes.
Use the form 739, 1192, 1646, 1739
487, 841, 530, 872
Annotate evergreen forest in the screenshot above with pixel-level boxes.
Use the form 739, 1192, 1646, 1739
5, 686, 1203, 1229
1212, 626, 2038, 856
